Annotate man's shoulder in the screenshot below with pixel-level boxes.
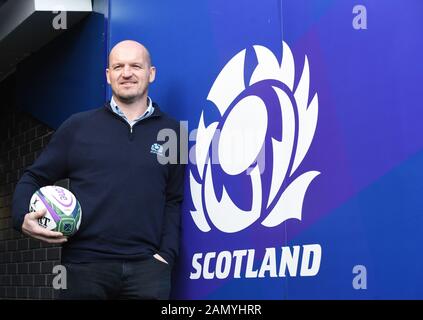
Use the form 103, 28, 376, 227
153, 103, 181, 129
69, 106, 105, 121
55, 106, 107, 134
63, 106, 106, 126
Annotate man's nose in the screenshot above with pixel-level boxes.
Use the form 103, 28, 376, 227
122, 66, 133, 77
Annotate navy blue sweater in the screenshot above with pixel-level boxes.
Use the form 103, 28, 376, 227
12, 103, 186, 265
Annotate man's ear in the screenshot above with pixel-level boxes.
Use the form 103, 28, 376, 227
149, 66, 156, 83
106, 68, 111, 84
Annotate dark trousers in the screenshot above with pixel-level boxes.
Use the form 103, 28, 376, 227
58, 257, 171, 300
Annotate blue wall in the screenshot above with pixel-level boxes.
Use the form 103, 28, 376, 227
108, 0, 423, 299
17, 10, 108, 129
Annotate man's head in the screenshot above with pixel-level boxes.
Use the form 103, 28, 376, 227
106, 40, 156, 104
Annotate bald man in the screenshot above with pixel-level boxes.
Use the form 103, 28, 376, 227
107, 41, 155, 121
12, 40, 186, 299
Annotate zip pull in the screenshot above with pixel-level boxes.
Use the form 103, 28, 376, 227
129, 125, 134, 141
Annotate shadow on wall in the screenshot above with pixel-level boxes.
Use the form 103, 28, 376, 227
16, 12, 107, 130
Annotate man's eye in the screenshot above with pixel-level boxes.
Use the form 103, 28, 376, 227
114, 66, 122, 70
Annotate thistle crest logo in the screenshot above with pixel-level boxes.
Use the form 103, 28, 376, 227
190, 42, 320, 233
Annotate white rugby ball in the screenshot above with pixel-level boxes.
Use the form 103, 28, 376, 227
29, 186, 82, 236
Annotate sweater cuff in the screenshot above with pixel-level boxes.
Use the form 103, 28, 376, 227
12, 212, 25, 233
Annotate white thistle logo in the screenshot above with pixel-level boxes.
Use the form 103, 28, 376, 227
190, 42, 320, 233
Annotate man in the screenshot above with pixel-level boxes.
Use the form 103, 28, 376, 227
11, 40, 185, 299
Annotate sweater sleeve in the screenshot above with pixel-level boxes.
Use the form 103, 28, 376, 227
159, 124, 187, 266
11, 116, 74, 232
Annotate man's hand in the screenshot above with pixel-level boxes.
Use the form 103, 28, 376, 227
153, 253, 168, 264
22, 209, 68, 244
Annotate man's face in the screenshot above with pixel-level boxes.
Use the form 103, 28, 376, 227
106, 43, 156, 103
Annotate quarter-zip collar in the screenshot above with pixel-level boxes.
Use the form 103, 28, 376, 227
110, 96, 155, 126
104, 101, 162, 141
